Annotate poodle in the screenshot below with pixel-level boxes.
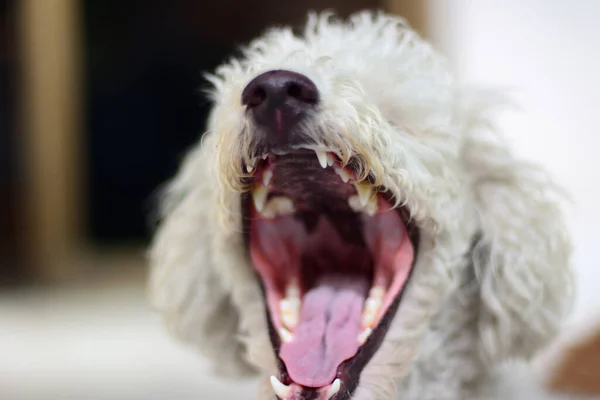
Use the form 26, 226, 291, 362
148, 11, 574, 400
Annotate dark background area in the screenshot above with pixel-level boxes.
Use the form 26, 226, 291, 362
0, 0, 18, 282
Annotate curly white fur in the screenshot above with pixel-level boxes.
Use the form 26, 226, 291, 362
148, 11, 573, 400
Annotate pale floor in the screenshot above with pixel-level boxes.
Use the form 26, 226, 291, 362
0, 252, 598, 400
0, 264, 258, 400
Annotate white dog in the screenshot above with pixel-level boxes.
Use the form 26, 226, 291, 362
148, 11, 573, 400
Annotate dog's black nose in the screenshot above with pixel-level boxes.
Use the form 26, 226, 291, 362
241, 70, 319, 136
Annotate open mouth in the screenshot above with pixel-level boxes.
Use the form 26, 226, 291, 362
241, 149, 419, 400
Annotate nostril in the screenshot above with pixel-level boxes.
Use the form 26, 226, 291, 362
242, 86, 267, 108
241, 70, 319, 110
287, 83, 302, 100
287, 82, 318, 105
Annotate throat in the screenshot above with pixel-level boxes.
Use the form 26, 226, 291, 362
279, 275, 369, 388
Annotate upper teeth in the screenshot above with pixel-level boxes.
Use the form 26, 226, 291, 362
326, 154, 335, 166
252, 185, 269, 212
246, 158, 256, 172
252, 150, 379, 219
316, 150, 328, 168
314, 150, 336, 169
334, 166, 352, 183
348, 194, 377, 216
263, 169, 273, 186
270, 376, 290, 399
354, 182, 374, 207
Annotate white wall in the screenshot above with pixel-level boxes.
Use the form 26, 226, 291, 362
429, 0, 600, 324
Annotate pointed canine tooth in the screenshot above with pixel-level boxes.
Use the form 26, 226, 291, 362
270, 376, 290, 399
365, 197, 378, 216
358, 327, 372, 344
246, 158, 256, 173
326, 379, 341, 399
252, 185, 269, 212
262, 154, 268, 160
263, 169, 274, 186
279, 327, 294, 343
326, 153, 335, 167
335, 167, 351, 183
316, 150, 328, 168
349, 194, 378, 216
348, 195, 362, 213
354, 183, 374, 207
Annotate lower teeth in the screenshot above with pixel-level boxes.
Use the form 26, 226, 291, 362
357, 327, 372, 344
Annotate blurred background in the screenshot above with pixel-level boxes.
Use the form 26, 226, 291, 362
0, 1, 598, 399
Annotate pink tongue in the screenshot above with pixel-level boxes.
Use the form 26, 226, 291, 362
279, 276, 368, 388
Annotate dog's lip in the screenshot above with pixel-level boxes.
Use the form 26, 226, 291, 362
241, 148, 420, 399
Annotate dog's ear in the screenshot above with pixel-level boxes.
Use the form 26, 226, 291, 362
459, 93, 574, 363
148, 144, 255, 377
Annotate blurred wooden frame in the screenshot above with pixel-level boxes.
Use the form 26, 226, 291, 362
385, 0, 429, 38
18, 0, 85, 281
